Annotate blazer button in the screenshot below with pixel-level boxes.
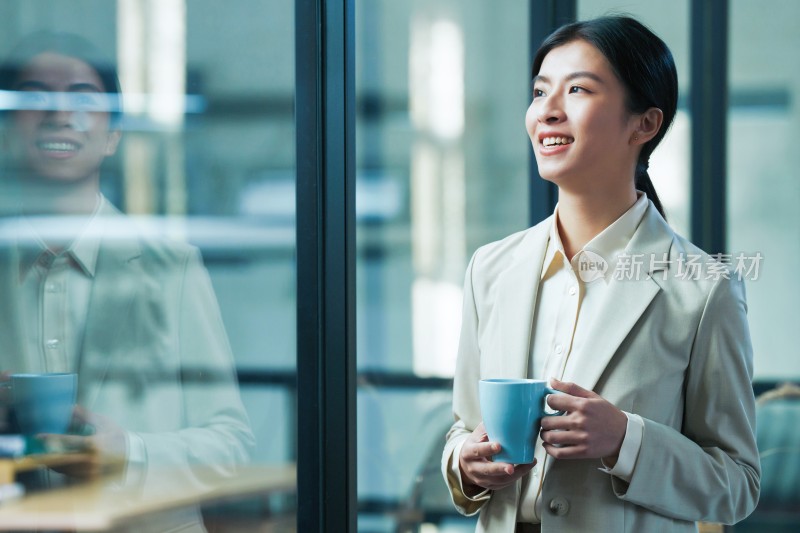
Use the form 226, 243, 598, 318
549, 496, 570, 516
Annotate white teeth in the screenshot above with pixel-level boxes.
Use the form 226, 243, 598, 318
37, 142, 78, 152
542, 136, 574, 147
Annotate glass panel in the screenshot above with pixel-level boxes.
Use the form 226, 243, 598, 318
578, 0, 691, 236
0, 1, 296, 531
727, 0, 799, 381
727, 2, 799, 529
356, 0, 529, 530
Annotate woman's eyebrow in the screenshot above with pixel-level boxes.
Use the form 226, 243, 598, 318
68, 82, 104, 93
532, 71, 606, 85
12, 80, 105, 93
13, 80, 49, 91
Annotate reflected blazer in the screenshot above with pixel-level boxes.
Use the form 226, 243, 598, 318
442, 201, 760, 533
0, 207, 254, 532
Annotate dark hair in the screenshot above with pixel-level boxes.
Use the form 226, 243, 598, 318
532, 15, 678, 220
0, 31, 122, 125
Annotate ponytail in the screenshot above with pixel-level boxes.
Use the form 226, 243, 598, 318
635, 160, 666, 221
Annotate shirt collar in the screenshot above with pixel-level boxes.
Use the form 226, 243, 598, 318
69, 195, 113, 277
541, 221, 568, 281
17, 219, 47, 281
18, 194, 109, 281
582, 191, 648, 268
541, 191, 648, 281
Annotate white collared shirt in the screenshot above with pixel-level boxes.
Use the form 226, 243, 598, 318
15, 195, 145, 480
18, 195, 105, 373
517, 192, 648, 522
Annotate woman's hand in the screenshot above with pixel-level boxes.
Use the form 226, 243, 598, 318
540, 378, 627, 463
458, 422, 536, 494
40, 406, 128, 479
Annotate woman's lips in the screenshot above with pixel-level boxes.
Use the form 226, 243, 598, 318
35, 140, 81, 159
541, 136, 574, 147
538, 136, 574, 155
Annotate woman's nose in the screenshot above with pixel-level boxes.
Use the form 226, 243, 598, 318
42, 93, 75, 126
537, 94, 566, 124
42, 110, 73, 128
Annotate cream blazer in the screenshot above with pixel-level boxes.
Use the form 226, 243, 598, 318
442, 201, 760, 533
0, 208, 254, 532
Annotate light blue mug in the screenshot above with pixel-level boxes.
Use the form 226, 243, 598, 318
11, 373, 77, 436
479, 378, 564, 464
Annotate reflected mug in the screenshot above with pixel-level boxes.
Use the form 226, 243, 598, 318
478, 378, 564, 464
10, 373, 77, 436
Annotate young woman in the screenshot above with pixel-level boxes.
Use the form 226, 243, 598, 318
442, 16, 760, 532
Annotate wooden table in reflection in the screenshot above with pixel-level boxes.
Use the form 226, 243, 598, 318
0, 461, 295, 531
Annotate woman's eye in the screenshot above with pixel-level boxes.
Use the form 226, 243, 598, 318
569, 86, 587, 94
20, 91, 50, 110
533, 88, 545, 98
70, 93, 102, 111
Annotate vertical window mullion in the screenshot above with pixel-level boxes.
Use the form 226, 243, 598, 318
295, 0, 356, 531
691, 0, 729, 253
528, 0, 576, 226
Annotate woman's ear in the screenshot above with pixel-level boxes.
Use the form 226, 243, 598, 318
631, 107, 664, 145
104, 129, 122, 156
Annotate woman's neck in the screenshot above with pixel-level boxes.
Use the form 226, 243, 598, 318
555, 185, 638, 261
20, 176, 100, 217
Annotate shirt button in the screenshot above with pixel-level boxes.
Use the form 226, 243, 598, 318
568, 286, 577, 296
45, 339, 60, 349
46, 283, 60, 293
549, 496, 570, 516
532, 466, 539, 476
555, 344, 563, 354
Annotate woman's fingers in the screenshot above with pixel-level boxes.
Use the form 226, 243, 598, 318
549, 378, 596, 398
459, 421, 540, 490
537, 385, 627, 459
470, 460, 536, 489
542, 441, 587, 459
465, 440, 499, 458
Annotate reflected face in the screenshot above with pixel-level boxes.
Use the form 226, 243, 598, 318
6, 52, 120, 184
525, 40, 638, 190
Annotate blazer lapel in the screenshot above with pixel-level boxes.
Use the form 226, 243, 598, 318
77, 234, 141, 407
565, 203, 675, 392
493, 219, 551, 378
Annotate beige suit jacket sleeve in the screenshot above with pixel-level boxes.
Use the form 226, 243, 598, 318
135, 247, 254, 489
441, 251, 492, 516
611, 275, 760, 524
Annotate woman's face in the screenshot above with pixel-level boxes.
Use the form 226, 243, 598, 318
526, 39, 640, 192
6, 52, 120, 184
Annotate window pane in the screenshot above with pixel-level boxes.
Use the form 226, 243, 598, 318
578, 0, 691, 236
356, 0, 529, 530
727, 2, 800, 528
0, 1, 296, 531
728, 0, 799, 380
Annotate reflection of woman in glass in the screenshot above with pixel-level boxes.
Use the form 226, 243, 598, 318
0, 31, 253, 523
443, 16, 759, 532
1, 37, 121, 207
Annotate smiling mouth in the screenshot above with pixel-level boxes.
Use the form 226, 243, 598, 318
541, 136, 574, 147
36, 141, 80, 153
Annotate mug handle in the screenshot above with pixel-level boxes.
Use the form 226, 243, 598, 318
542, 387, 566, 416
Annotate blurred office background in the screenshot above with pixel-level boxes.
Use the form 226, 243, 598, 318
0, 0, 797, 531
